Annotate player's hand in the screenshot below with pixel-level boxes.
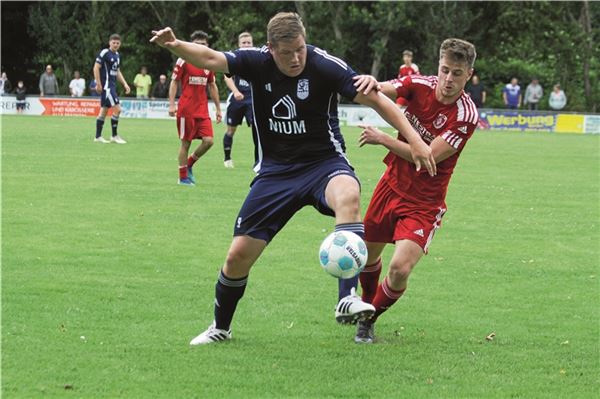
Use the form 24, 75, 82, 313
409, 140, 437, 176
353, 75, 381, 95
215, 111, 222, 124
168, 105, 176, 117
150, 27, 179, 48
234, 92, 244, 101
358, 125, 386, 147
95, 85, 102, 95
124, 84, 131, 95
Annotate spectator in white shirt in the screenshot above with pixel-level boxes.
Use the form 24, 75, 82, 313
69, 71, 86, 97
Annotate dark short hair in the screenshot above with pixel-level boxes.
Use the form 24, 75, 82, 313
190, 30, 209, 42
439, 38, 476, 68
109, 33, 121, 41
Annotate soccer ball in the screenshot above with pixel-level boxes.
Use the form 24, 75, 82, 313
319, 231, 368, 279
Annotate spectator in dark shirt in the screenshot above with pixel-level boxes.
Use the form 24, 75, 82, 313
151, 74, 169, 99
15, 81, 26, 114
465, 74, 485, 108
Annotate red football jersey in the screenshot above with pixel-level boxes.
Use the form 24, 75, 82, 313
172, 58, 215, 118
398, 63, 419, 78
384, 75, 478, 207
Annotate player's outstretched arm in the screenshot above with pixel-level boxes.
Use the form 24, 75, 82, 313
224, 75, 243, 101
150, 27, 229, 74
359, 126, 457, 165
354, 90, 436, 176
353, 75, 397, 100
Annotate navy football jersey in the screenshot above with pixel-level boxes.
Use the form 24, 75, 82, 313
223, 45, 359, 169
95, 48, 120, 90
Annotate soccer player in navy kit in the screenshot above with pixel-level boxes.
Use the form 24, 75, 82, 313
222, 32, 254, 168
151, 12, 436, 345
93, 33, 131, 144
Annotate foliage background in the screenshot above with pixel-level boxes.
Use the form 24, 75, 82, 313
1, 1, 598, 111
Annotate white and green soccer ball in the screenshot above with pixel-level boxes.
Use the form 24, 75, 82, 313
319, 231, 368, 279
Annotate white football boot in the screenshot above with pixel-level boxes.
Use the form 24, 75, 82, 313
110, 135, 127, 144
335, 287, 375, 324
94, 136, 110, 143
224, 159, 234, 168
189, 321, 232, 345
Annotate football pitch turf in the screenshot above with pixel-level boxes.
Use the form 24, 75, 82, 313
2, 115, 598, 398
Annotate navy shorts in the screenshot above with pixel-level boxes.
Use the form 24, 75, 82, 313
234, 157, 360, 243
100, 87, 120, 108
226, 100, 253, 127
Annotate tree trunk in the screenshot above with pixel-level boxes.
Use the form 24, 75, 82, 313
580, 0, 594, 111
294, 1, 308, 32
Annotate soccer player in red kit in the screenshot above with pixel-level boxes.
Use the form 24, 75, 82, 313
352, 38, 478, 343
169, 30, 222, 186
396, 50, 420, 107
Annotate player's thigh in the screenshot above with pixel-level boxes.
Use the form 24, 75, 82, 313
226, 103, 244, 127
193, 117, 214, 140
324, 174, 361, 211
364, 179, 398, 244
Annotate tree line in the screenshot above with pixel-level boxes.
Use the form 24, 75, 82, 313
1, 1, 598, 111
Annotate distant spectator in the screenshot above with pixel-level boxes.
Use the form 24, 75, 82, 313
69, 70, 86, 97
396, 50, 419, 107
15, 81, 26, 114
0, 72, 12, 95
89, 79, 100, 97
524, 78, 543, 111
502, 77, 521, 109
151, 74, 169, 99
39, 64, 59, 96
133, 66, 152, 99
549, 84, 567, 110
465, 74, 486, 108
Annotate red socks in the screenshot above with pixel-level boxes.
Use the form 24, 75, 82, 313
178, 166, 188, 179
371, 276, 405, 322
187, 154, 199, 168
359, 258, 382, 303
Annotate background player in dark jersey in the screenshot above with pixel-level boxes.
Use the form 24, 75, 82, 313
222, 32, 254, 169
352, 39, 478, 343
168, 30, 222, 186
93, 33, 131, 144
151, 12, 436, 345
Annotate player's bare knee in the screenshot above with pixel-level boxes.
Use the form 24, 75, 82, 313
388, 260, 413, 284
203, 137, 214, 147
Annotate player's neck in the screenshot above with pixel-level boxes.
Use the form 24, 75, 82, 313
435, 86, 462, 105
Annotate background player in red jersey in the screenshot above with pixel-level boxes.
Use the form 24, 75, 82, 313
353, 38, 478, 343
396, 50, 420, 107
168, 30, 222, 186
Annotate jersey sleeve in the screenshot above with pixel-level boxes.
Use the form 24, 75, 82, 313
440, 118, 477, 152
390, 75, 414, 101
222, 47, 265, 82
171, 58, 185, 81
95, 49, 107, 65
312, 47, 358, 100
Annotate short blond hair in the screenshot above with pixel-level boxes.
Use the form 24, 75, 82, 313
239, 32, 252, 40
267, 12, 306, 46
439, 38, 476, 68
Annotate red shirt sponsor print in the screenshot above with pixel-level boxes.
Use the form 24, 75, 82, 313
386, 74, 478, 206
172, 58, 214, 118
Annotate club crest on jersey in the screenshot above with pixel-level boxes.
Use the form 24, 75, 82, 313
433, 113, 448, 129
297, 79, 309, 100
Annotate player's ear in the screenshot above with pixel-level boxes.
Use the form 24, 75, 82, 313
267, 42, 274, 54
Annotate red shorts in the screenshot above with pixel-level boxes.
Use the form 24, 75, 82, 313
176, 117, 213, 141
364, 179, 446, 253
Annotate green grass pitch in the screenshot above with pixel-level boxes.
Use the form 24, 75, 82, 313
2, 115, 598, 398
